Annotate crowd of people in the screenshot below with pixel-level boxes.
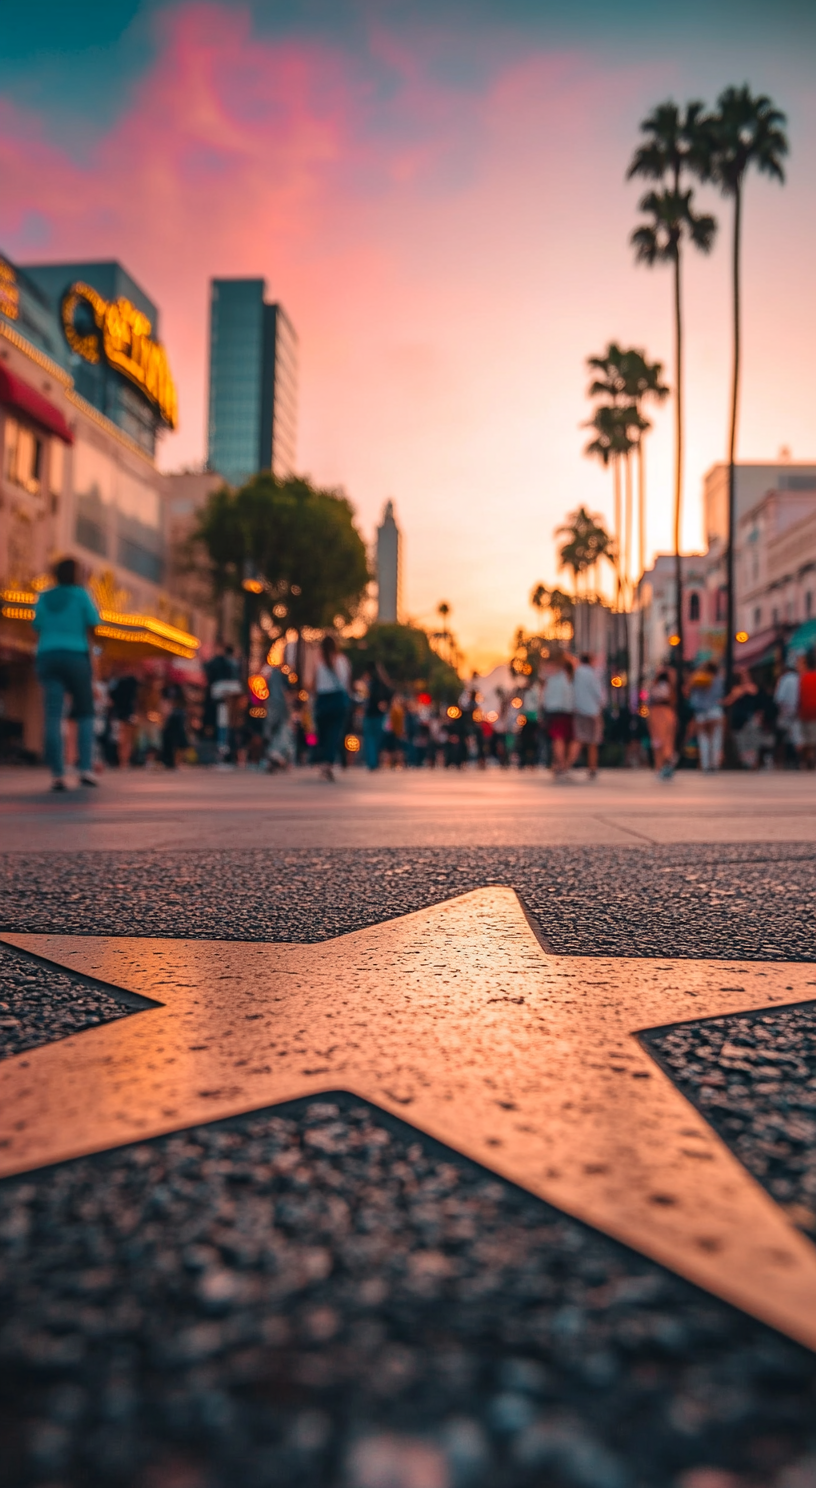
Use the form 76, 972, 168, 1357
28, 557, 816, 789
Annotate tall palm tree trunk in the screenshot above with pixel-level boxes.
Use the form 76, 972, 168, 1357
624, 448, 633, 693
624, 449, 633, 608
725, 185, 742, 694
613, 457, 622, 612
673, 246, 685, 683
637, 438, 646, 706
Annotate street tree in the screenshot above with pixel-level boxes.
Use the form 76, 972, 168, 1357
586, 345, 667, 607
584, 405, 635, 607
556, 507, 614, 599
345, 622, 461, 702
706, 86, 788, 688
195, 474, 370, 639
628, 101, 717, 675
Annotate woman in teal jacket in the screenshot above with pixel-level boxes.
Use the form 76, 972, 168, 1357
33, 557, 101, 791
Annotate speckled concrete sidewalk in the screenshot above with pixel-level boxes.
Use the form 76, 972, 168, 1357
1, 845, 815, 1488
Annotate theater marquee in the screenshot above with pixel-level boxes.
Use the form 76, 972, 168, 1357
61, 281, 178, 429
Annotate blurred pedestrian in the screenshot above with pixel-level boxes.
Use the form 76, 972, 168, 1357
160, 682, 188, 769
362, 661, 392, 771
689, 660, 724, 773
724, 668, 762, 769
33, 556, 101, 791
313, 635, 351, 782
648, 668, 676, 778
571, 653, 603, 778
383, 694, 406, 767
264, 666, 294, 771
543, 654, 575, 780
204, 642, 240, 762
108, 665, 140, 767
774, 655, 801, 768
798, 651, 816, 770
517, 679, 540, 768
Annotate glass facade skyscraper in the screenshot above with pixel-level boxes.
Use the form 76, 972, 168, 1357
207, 278, 298, 487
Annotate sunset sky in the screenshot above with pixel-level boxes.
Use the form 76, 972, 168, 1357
2, 1, 814, 668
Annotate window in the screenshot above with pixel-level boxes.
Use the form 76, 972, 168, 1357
4, 416, 43, 494
688, 591, 700, 622
754, 607, 761, 629
772, 607, 779, 626
716, 587, 727, 622
807, 592, 813, 619
74, 438, 113, 557
49, 439, 64, 497
117, 537, 164, 583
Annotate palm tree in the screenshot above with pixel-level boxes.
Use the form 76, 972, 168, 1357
531, 584, 574, 640
556, 507, 614, 599
592, 347, 669, 700
707, 86, 788, 689
587, 345, 668, 608
584, 403, 634, 608
628, 102, 717, 677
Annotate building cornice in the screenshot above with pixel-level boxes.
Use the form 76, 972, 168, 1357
66, 387, 158, 469
0, 319, 73, 387
0, 319, 158, 473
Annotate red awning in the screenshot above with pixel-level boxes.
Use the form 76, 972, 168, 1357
734, 627, 787, 666
0, 365, 74, 444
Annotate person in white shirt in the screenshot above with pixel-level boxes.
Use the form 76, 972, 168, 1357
570, 652, 604, 778
542, 654, 575, 779
313, 635, 352, 781
774, 658, 801, 764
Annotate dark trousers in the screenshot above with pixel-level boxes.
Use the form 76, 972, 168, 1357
36, 650, 94, 778
315, 691, 348, 766
161, 711, 188, 769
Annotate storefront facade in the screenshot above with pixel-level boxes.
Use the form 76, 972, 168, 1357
0, 253, 214, 760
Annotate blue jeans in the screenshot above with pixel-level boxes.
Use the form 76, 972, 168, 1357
362, 714, 384, 770
315, 690, 349, 766
36, 650, 95, 778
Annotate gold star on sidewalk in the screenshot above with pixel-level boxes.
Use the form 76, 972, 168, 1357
2, 889, 816, 1349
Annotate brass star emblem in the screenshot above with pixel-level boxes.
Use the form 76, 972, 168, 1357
2, 889, 815, 1349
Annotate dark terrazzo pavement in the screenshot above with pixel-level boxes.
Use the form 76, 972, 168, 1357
1, 844, 814, 957
0, 944, 133, 1061
2, 1098, 816, 1488
2, 845, 816, 1487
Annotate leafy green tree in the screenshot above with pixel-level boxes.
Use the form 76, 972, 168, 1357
706, 86, 788, 687
345, 622, 460, 702
628, 101, 717, 672
195, 474, 370, 633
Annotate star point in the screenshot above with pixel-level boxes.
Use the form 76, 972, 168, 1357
2, 887, 815, 1351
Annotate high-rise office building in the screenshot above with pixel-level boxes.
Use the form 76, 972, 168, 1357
207, 278, 297, 487
376, 500, 401, 623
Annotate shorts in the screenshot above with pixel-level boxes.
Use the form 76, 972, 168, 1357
801, 719, 816, 747
648, 703, 676, 754
573, 713, 602, 746
547, 712, 573, 743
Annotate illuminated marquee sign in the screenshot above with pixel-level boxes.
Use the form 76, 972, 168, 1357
61, 282, 178, 430
0, 260, 19, 322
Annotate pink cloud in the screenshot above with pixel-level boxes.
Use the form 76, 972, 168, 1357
1, 5, 813, 668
